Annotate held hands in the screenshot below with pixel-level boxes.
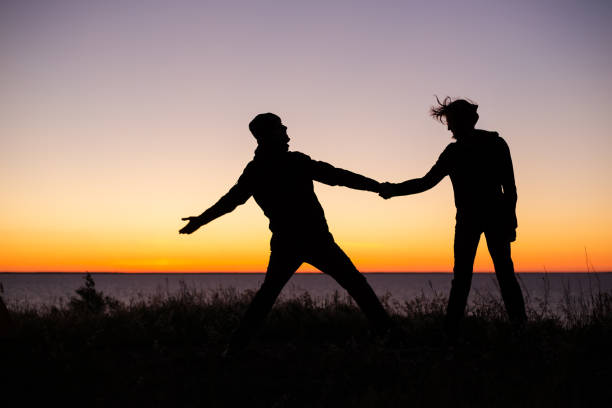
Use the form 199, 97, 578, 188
378, 182, 397, 200
179, 216, 204, 234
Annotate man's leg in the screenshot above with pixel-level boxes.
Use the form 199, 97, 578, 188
445, 225, 481, 337
306, 241, 392, 335
227, 250, 302, 353
485, 230, 527, 324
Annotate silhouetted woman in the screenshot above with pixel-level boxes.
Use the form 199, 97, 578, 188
380, 97, 527, 338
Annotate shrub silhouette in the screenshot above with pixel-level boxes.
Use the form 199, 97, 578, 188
69, 273, 118, 314
0, 291, 13, 336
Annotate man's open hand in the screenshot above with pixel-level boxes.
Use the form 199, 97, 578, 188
179, 216, 204, 234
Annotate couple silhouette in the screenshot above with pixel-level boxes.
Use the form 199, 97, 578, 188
180, 97, 527, 354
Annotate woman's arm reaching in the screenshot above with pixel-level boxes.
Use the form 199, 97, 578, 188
380, 147, 451, 199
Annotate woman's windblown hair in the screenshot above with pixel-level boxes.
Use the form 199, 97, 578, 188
430, 96, 479, 127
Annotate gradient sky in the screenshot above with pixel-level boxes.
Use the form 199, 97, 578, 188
1, 0, 611, 272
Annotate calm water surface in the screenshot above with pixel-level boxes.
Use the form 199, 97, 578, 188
1, 273, 611, 312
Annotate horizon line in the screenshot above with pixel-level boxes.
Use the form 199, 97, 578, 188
1, 271, 609, 274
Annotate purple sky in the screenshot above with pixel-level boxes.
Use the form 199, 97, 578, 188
1, 0, 611, 271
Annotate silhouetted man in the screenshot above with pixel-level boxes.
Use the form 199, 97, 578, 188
180, 113, 392, 354
380, 98, 527, 338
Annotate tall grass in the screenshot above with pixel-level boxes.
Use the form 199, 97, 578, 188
1, 273, 611, 408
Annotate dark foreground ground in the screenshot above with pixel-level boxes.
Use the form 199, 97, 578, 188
1, 275, 611, 408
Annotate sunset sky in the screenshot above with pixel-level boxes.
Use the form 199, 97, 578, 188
1, 0, 611, 272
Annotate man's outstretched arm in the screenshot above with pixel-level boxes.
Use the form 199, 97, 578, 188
307, 157, 380, 192
180, 170, 253, 234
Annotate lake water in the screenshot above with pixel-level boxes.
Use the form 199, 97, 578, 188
1, 273, 611, 313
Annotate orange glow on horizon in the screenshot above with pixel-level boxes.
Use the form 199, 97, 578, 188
2, 230, 609, 273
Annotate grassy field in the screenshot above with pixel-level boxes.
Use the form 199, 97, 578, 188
1, 274, 611, 407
